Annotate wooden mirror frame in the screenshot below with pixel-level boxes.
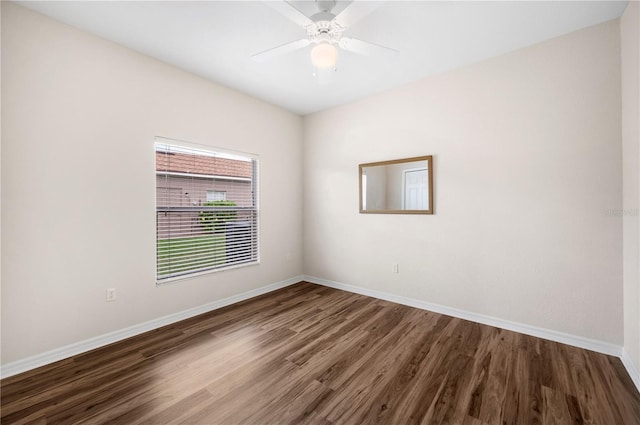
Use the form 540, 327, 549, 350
359, 155, 434, 214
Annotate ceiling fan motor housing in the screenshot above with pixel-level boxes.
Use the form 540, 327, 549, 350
306, 16, 344, 45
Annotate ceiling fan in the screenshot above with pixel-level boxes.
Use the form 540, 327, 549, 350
252, 0, 398, 70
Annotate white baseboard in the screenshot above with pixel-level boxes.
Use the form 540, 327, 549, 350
303, 275, 623, 358
621, 348, 640, 393
0, 275, 303, 379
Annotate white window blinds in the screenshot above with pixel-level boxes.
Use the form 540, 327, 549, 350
155, 140, 258, 282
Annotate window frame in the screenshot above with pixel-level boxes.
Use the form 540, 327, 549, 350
154, 137, 260, 284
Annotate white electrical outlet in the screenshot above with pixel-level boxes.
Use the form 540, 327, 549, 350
106, 288, 117, 302
392, 263, 399, 273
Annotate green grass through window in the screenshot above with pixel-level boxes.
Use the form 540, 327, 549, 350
157, 235, 226, 278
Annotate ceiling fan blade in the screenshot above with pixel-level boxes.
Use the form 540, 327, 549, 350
251, 38, 311, 62
333, 1, 384, 29
339, 37, 398, 57
263, 1, 313, 27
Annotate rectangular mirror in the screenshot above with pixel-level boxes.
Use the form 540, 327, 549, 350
359, 155, 433, 214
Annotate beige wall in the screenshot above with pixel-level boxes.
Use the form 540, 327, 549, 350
1, 3, 303, 363
621, 0, 640, 379
304, 20, 623, 344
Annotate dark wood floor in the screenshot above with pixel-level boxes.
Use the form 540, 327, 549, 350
2, 282, 639, 424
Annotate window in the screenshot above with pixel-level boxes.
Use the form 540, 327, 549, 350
206, 190, 227, 202
155, 138, 258, 282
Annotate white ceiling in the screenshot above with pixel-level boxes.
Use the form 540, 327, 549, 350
17, 1, 628, 115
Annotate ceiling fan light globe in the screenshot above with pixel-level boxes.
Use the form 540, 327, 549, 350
310, 43, 338, 69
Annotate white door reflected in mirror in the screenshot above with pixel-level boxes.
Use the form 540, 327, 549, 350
359, 156, 433, 214
403, 168, 428, 210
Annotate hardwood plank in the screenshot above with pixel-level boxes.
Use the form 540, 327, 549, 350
348, 313, 456, 424
317, 313, 431, 423
541, 385, 574, 425
242, 378, 333, 425
461, 415, 490, 425
500, 348, 531, 424
380, 321, 465, 424
425, 352, 475, 425
1, 282, 638, 425
476, 330, 514, 424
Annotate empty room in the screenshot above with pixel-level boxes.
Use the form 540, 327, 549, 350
1, 0, 639, 424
